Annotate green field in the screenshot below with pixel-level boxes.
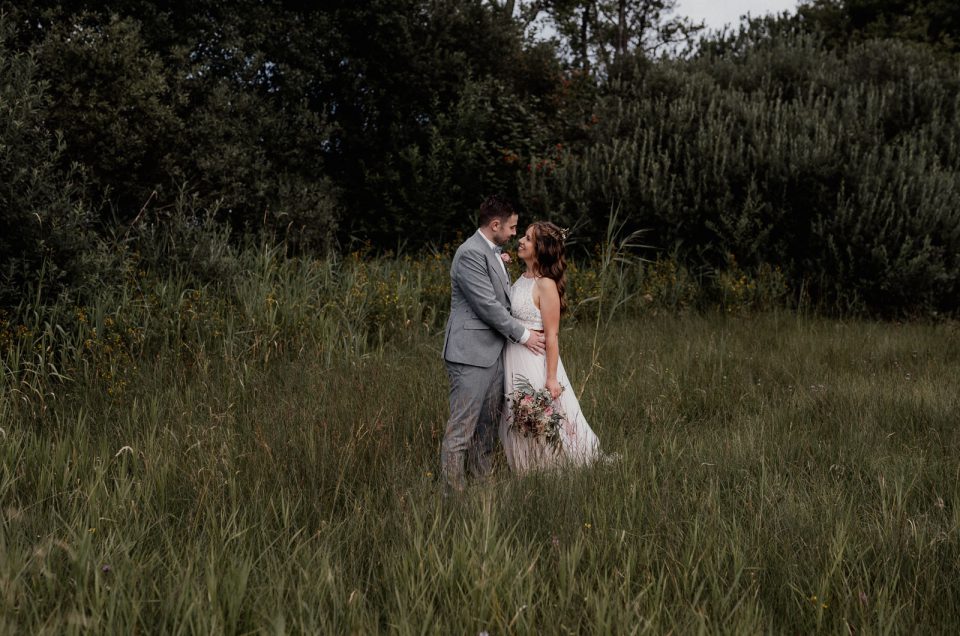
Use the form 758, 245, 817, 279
3, 309, 959, 633
6, 1, 960, 631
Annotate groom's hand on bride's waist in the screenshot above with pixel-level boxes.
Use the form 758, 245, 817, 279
522, 330, 546, 356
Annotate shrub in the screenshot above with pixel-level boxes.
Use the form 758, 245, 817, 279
0, 14, 102, 306
519, 35, 960, 315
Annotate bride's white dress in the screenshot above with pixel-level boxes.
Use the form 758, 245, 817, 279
500, 274, 601, 473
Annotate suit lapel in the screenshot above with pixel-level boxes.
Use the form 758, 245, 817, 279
473, 232, 510, 298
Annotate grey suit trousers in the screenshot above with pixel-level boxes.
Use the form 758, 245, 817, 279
441, 357, 505, 492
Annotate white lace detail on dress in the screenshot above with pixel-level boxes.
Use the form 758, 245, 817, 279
511, 275, 542, 331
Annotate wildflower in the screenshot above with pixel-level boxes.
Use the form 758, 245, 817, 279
101, 565, 112, 573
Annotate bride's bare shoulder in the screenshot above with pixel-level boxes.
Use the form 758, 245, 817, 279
535, 276, 559, 295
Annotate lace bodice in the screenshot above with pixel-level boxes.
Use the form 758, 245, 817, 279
510, 275, 542, 331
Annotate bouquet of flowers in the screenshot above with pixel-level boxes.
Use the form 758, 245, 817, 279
507, 376, 564, 453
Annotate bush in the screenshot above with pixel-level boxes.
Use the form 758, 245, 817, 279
31, 9, 340, 251
0, 15, 102, 306
519, 35, 960, 315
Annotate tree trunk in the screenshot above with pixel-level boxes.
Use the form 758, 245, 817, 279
580, 3, 591, 72
616, 0, 627, 64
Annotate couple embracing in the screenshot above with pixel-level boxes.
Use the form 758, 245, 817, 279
440, 195, 602, 494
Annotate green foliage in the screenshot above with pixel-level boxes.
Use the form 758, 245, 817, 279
4, 1, 341, 251
0, 14, 102, 305
36, 13, 179, 217
520, 33, 960, 315
799, 0, 960, 54
3, 1, 560, 253
3, 1, 960, 316
317, 0, 563, 246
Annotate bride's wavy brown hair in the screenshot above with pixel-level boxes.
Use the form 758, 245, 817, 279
530, 221, 568, 314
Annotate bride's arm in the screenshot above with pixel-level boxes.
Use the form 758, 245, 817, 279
537, 278, 563, 399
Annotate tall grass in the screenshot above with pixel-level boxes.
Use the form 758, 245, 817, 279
2, 241, 958, 632
2, 311, 958, 632
0, 235, 787, 420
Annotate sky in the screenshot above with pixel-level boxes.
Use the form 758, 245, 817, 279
675, 0, 801, 32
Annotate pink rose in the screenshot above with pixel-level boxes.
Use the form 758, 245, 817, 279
500, 252, 511, 264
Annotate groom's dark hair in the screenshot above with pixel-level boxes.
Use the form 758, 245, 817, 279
478, 194, 516, 227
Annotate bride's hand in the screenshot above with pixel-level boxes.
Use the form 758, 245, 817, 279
546, 378, 563, 400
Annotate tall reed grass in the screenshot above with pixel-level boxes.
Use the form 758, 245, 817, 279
2, 308, 958, 632
0, 237, 788, 420
2, 240, 958, 632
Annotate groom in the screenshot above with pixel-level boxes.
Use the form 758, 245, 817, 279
441, 195, 545, 493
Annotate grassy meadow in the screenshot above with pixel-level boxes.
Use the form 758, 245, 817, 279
1, 247, 959, 633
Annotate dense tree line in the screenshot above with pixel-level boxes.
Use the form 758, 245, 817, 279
1, 1, 959, 314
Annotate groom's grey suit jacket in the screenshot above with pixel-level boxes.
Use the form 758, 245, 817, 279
443, 232, 526, 368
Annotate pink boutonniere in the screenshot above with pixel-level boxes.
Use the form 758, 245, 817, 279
500, 252, 512, 264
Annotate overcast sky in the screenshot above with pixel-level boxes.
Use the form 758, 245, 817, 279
676, 0, 801, 32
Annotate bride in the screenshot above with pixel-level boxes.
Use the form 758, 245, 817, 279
500, 221, 602, 473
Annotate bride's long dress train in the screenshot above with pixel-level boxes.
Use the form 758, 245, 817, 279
499, 275, 601, 473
